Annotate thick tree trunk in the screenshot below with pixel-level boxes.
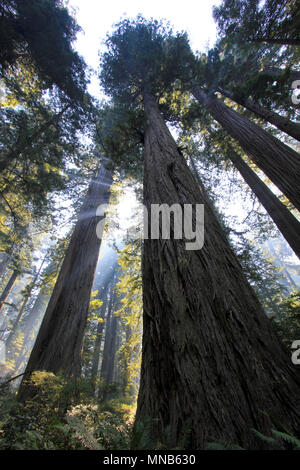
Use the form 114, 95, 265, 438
228, 150, 300, 260
192, 87, 300, 212
218, 87, 300, 142
18, 161, 113, 401
134, 91, 300, 450
0, 269, 18, 313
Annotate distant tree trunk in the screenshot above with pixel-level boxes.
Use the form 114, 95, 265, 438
0, 269, 18, 313
267, 240, 297, 290
134, 90, 300, 450
90, 283, 110, 392
262, 67, 300, 82
18, 161, 113, 401
105, 314, 118, 385
227, 149, 300, 260
192, 87, 300, 212
6, 256, 47, 348
218, 87, 300, 142
112, 321, 121, 383
100, 280, 117, 385
250, 38, 300, 46
13, 287, 49, 373
0, 253, 10, 279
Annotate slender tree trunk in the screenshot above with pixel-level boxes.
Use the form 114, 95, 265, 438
0, 269, 18, 312
13, 287, 49, 373
0, 253, 10, 279
18, 161, 113, 401
218, 87, 300, 141
100, 280, 117, 385
134, 91, 300, 450
262, 67, 300, 82
90, 283, 110, 392
250, 38, 300, 46
227, 150, 300, 259
6, 256, 47, 347
105, 314, 118, 385
192, 87, 300, 212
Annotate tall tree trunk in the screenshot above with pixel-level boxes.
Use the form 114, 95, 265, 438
262, 67, 300, 82
250, 38, 300, 46
18, 161, 113, 401
218, 87, 300, 142
90, 283, 110, 392
227, 150, 300, 259
0, 269, 18, 313
134, 91, 300, 450
0, 253, 10, 279
192, 87, 300, 212
100, 280, 117, 385
12, 287, 49, 374
6, 255, 47, 348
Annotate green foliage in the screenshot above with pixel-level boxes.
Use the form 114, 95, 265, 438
213, 0, 300, 46
272, 290, 300, 347
115, 241, 142, 403
0, 0, 89, 105
0, 372, 134, 450
251, 427, 300, 450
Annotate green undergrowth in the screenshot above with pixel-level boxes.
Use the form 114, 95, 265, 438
0, 372, 135, 450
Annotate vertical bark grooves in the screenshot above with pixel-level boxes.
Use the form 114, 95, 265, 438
18, 162, 113, 401
134, 91, 300, 450
192, 87, 300, 212
218, 87, 300, 142
228, 150, 300, 259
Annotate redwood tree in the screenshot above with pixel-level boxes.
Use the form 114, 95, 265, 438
192, 87, 300, 212
100, 19, 300, 449
18, 160, 113, 401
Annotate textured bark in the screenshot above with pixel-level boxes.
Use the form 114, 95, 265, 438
18, 162, 113, 401
134, 91, 300, 450
192, 87, 300, 212
218, 87, 300, 142
0, 269, 18, 313
228, 150, 300, 260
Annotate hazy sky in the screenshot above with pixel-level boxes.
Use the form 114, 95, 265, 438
68, 0, 220, 97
